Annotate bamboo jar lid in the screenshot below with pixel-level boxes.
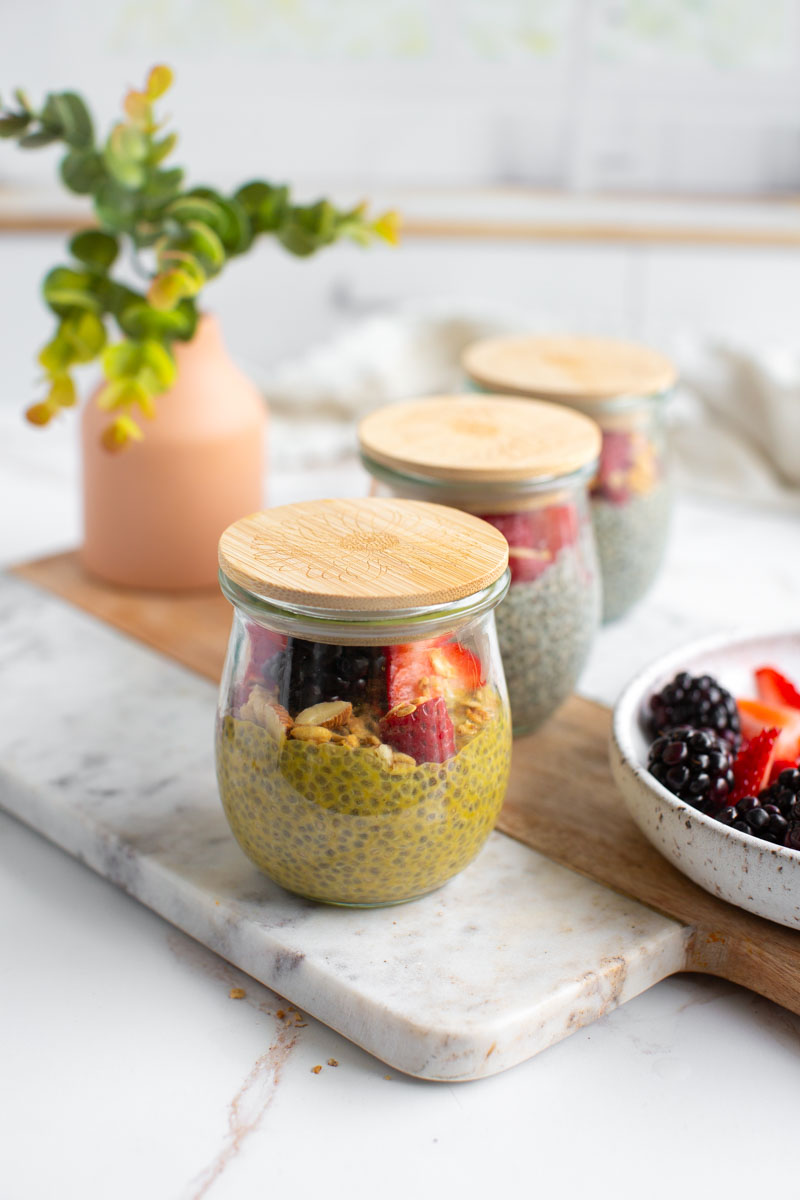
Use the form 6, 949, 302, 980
218, 498, 509, 611
462, 335, 677, 403
358, 394, 601, 483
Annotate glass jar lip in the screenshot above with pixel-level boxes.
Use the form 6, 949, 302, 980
360, 450, 598, 498
219, 567, 511, 641
466, 376, 673, 414
555, 387, 673, 415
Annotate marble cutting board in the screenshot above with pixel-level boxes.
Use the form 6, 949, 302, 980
0, 572, 693, 1080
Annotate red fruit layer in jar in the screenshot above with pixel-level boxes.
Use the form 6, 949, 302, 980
476, 504, 580, 584
380, 696, 456, 764
386, 638, 484, 705
593, 429, 661, 505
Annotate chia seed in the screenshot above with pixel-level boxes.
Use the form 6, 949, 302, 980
495, 546, 599, 737
592, 482, 671, 622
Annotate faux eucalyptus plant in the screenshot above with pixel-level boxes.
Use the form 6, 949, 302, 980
0, 66, 398, 450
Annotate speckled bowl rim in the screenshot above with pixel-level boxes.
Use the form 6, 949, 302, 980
611, 627, 800, 868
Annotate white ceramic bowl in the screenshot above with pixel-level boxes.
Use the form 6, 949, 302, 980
610, 629, 800, 929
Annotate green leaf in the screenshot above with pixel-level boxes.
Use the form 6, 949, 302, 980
62, 311, 106, 361
234, 181, 289, 234
19, 127, 61, 149
48, 373, 76, 408
140, 339, 176, 389
101, 338, 175, 392
111, 122, 148, 162
144, 166, 184, 203
93, 179, 140, 231
103, 341, 143, 379
183, 219, 225, 272
100, 412, 144, 452
38, 337, 74, 373
42, 266, 101, 314
167, 194, 226, 228
95, 281, 142, 317
151, 132, 177, 164
104, 146, 146, 189
118, 298, 197, 341
184, 188, 251, 254
50, 92, 94, 149
96, 377, 151, 413
147, 65, 173, 100
70, 230, 119, 271
13, 89, 32, 113
60, 149, 106, 195
0, 112, 31, 138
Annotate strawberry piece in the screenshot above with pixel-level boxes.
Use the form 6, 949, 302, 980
593, 430, 635, 504
380, 696, 456, 765
386, 638, 483, 706
755, 667, 800, 711
729, 728, 779, 803
478, 505, 579, 583
768, 757, 800, 786
738, 697, 800, 760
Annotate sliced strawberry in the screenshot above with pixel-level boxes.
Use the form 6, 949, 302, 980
506, 545, 553, 583
768, 757, 800, 786
729, 728, 779, 803
738, 697, 800, 760
380, 696, 456, 765
478, 505, 579, 583
755, 667, 800, 711
593, 430, 635, 504
386, 638, 483, 706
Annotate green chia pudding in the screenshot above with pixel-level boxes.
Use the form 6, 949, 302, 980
592, 481, 671, 622
495, 547, 599, 735
216, 694, 510, 906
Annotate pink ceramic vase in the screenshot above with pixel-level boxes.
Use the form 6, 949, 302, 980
81, 314, 266, 589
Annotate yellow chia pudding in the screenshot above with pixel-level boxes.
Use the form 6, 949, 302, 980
216, 668, 511, 906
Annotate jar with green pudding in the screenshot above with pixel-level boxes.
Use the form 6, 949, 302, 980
216, 497, 511, 907
462, 335, 677, 622
359, 395, 602, 737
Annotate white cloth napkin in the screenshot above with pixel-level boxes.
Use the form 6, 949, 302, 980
255, 303, 800, 515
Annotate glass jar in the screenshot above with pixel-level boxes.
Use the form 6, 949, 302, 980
359, 395, 602, 737
216, 497, 512, 907
462, 335, 677, 622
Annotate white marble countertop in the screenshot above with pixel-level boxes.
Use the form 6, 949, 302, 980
3, 407, 800, 1200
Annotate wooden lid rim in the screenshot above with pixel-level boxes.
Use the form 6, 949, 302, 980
358, 394, 602, 483
217, 497, 510, 612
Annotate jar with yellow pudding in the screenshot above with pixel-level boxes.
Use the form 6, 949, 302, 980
216, 497, 511, 907
462, 335, 676, 622
359, 395, 602, 737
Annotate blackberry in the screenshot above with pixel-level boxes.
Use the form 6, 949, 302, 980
714, 788, 792, 845
758, 767, 800, 851
758, 767, 800, 819
274, 639, 387, 716
647, 726, 735, 811
648, 672, 741, 750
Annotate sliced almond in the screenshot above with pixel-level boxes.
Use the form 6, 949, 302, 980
365, 743, 393, 769
390, 752, 417, 772
294, 700, 353, 729
387, 701, 417, 719
240, 686, 293, 742
290, 724, 333, 743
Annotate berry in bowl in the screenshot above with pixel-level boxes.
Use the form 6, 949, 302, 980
610, 632, 800, 929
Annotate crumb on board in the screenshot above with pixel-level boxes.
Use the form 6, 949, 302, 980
327, 1058, 338, 1067
276, 1009, 286, 1019
311, 1065, 322, 1074
228, 987, 246, 1000
384, 1074, 391, 1081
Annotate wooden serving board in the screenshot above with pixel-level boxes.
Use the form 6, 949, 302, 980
12, 552, 800, 1022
